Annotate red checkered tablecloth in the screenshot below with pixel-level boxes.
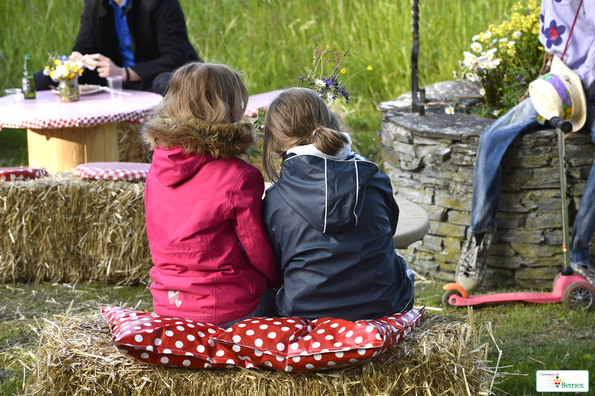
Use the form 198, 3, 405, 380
74, 162, 150, 182
0, 90, 163, 130
0, 167, 49, 181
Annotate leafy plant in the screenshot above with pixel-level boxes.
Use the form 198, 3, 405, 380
454, 0, 545, 118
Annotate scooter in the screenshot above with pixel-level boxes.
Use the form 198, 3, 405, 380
442, 117, 595, 312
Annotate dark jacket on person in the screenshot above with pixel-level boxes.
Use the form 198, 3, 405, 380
73, 0, 200, 90
262, 151, 415, 321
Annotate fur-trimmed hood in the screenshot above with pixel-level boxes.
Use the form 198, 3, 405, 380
142, 117, 255, 187
141, 117, 255, 159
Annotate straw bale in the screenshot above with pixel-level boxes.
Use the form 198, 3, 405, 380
118, 123, 151, 164
0, 174, 151, 284
26, 311, 501, 395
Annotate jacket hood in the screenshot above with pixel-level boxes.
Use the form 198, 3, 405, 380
273, 152, 379, 234
142, 117, 255, 187
141, 117, 254, 159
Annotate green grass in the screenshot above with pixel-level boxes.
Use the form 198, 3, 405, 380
1, 0, 519, 162
0, 281, 593, 395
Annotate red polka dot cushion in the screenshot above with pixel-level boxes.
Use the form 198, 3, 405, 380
0, 167, 48, 181
101, 306, 424, 372
74, 162, 150, 182
101, 307, 246, 369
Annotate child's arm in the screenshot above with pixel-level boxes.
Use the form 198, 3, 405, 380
231, 167, 283, 288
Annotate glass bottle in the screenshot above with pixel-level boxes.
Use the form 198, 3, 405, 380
22, 54, 36, 99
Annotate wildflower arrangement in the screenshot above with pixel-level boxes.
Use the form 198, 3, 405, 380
297, 45, 372, 106
251, 45, 373, 164
43, 53, 84, 81
454, 0, 544, 117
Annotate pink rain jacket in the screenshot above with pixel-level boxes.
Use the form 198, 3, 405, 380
142, 118, 281, 324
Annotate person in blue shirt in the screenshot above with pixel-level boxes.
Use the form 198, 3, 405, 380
35, 0, 200, 95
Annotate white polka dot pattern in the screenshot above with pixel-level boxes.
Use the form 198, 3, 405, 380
0, 167, 49, 182
101, 306, 424, 373
73, 162, 150, 182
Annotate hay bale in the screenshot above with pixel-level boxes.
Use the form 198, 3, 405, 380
0, 174, 151, 284
118, 123, 151, 164
26, 311, 501, 395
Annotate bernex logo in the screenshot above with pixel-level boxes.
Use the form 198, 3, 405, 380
536, 370, 589, 392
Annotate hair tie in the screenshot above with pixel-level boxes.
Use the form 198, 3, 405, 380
312, 129, 317, 136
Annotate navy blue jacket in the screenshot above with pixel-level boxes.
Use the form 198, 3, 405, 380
262, 152, 414, 321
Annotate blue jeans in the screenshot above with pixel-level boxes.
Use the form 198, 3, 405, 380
471, 97, 595, 268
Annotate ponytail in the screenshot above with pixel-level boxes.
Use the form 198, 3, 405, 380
310, 127, 349, 156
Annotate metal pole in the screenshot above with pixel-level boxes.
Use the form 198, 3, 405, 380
558, 127, 572, 272
411, 0, 425, 116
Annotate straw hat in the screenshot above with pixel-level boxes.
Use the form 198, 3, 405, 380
528, 55, 586, 132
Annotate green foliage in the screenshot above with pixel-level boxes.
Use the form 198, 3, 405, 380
1, 0, 520, 161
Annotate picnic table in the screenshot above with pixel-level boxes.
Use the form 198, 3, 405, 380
0, 90, 162, 174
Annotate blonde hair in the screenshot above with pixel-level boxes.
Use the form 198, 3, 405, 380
262, 88, 347, 181
150, 62, 248, 124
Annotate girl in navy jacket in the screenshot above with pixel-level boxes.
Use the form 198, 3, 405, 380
261, 88, 415, 321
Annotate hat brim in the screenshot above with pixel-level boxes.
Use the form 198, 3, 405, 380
550, 56, 586, 132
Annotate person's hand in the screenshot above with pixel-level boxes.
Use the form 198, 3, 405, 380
85, 53, 124, 78
69, 51, 84, 62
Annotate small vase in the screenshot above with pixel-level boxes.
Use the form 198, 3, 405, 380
58, 76, 79, 102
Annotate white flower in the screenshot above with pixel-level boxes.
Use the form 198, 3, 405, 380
479, 88, 486, 96
471, 42, 482, 53
54, 64, 69, 79
445, 106, 455, 115
327, 93, 335, 105
472, 35, 479, 41
452, 70, 457, 79
508, 41, 516, 47
491, 39, 497, 45
315, 79, 325, 88
466, 72, 475, 81
513, 31, 522, 38
492, 110, 499, 116
482, 31, 492, 40
480, 61, 488, 69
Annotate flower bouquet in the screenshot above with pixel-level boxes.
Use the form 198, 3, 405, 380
454, 0, 544, 118
251, 45, 372, 162
43, 53, 85, 102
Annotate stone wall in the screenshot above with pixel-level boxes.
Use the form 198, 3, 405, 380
380, 108, 595, 289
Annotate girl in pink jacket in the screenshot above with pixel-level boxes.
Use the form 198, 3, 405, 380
141, 62, 282, 326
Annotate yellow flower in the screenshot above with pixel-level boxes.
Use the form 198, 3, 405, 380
326, 45, 330, 49
54, 59, 60, 65
341, 68, 346, 74
367, 65, 373, 71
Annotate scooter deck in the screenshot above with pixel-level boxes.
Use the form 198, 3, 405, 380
444, 274, 588, 307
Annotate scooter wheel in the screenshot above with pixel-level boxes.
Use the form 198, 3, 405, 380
442, 290, 462, 308
563, 282, 595, 312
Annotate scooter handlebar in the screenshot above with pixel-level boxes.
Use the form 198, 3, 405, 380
549, 117, 573, 133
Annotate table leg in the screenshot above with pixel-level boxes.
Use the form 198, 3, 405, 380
27, 123, 119, 174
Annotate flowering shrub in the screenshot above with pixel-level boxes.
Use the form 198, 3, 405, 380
455, 0, 544, 117
43, 53, 84, 81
